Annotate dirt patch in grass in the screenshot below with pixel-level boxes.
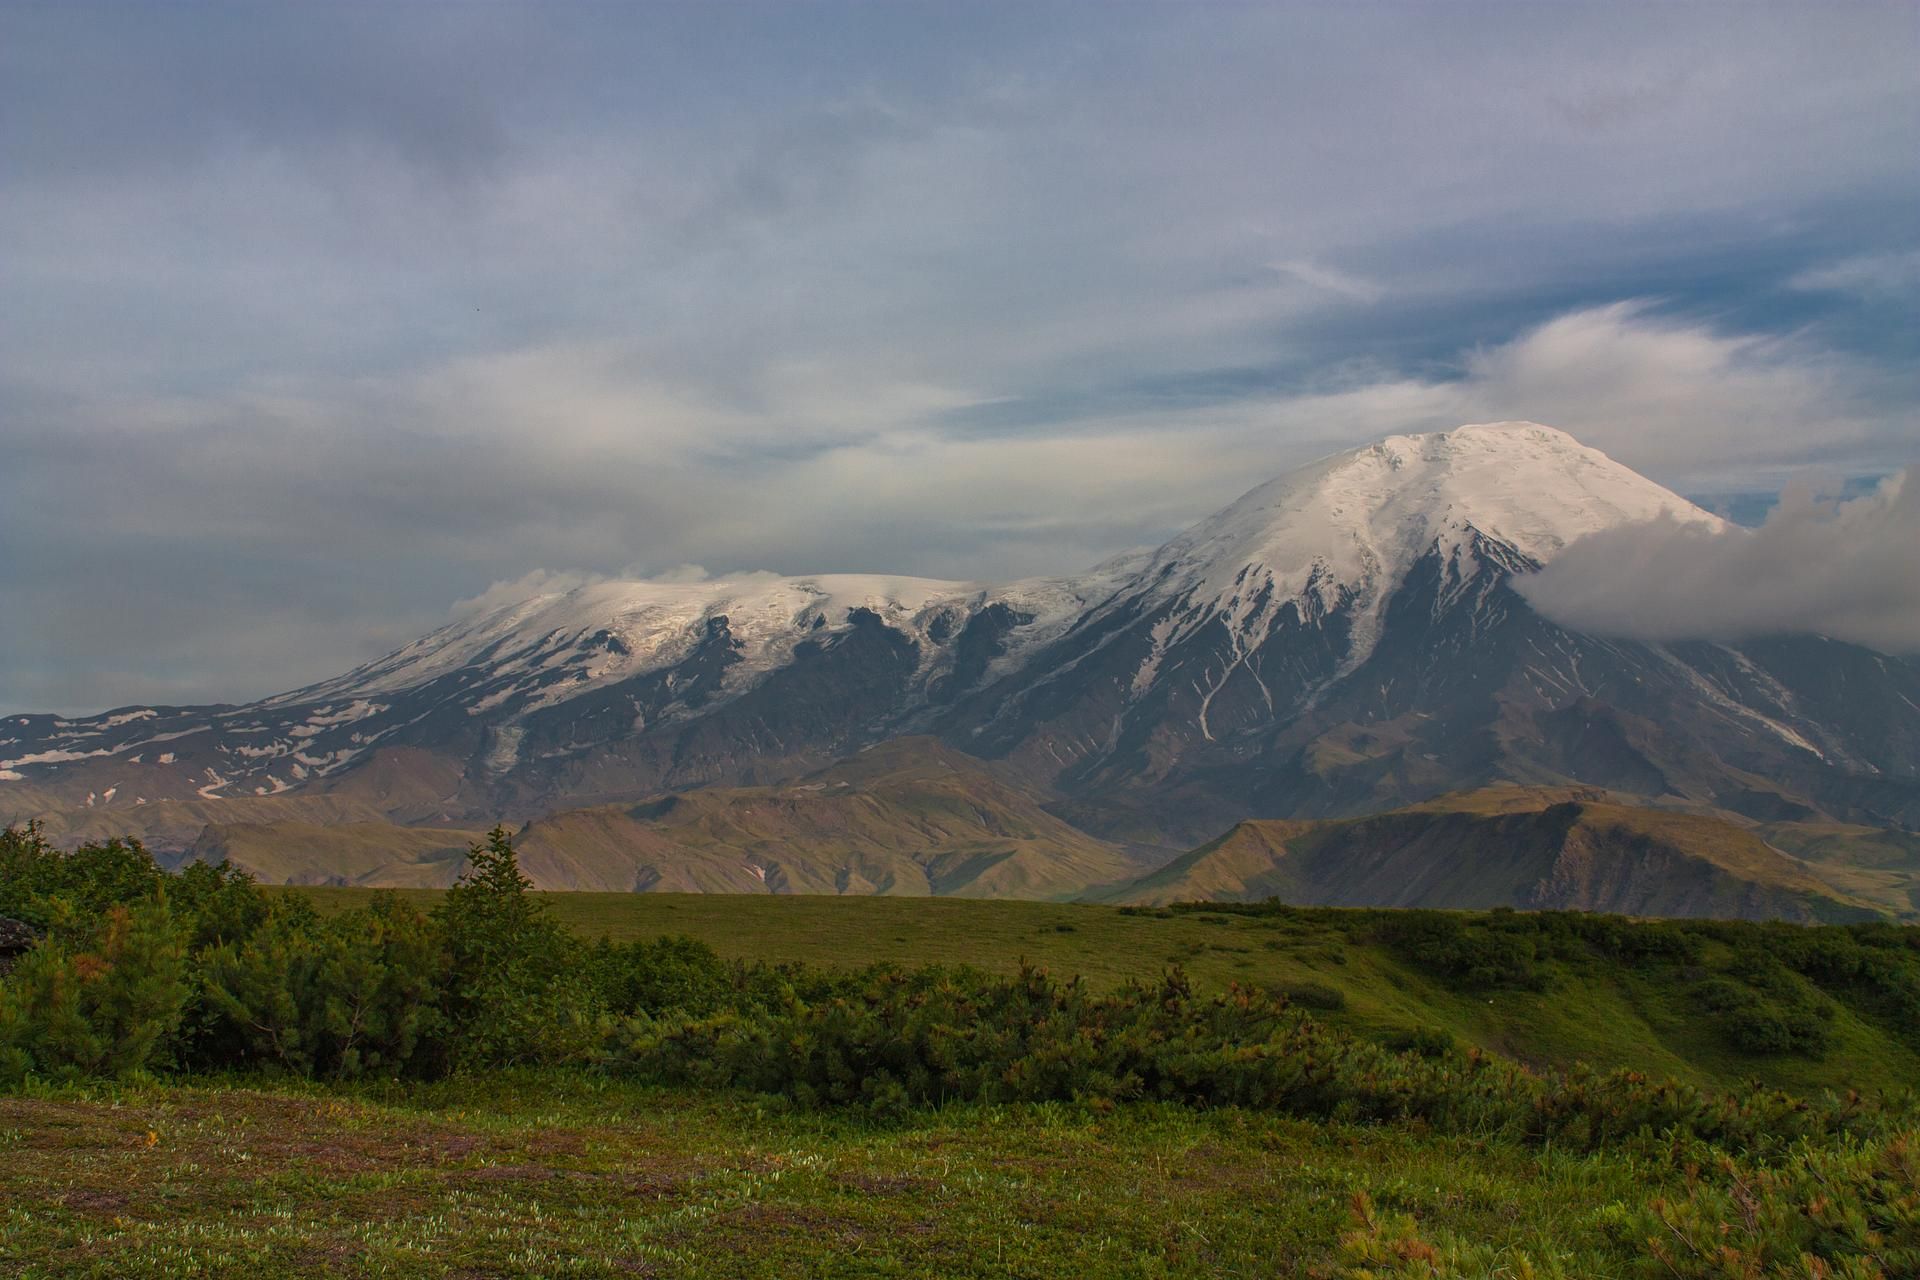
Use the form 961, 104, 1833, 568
836, 1172, 921, 1196
55, 1187, 130, 1214
284, 1243, 361, 1270
722, 1201, 873, 1245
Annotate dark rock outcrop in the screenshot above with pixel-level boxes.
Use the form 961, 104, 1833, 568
0, 916, 40, 978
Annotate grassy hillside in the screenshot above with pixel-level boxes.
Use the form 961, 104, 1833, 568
1109, 785, 1892, 921
161, 775, 1915, 921
10, 824, 1919, 1278
136, 738, 1138, 898
509, 738, 1139, 897
287, 886, 1920, 1098
191, 820, 487, 886
28, 744, 1917, 918
1762, 819, 1920, 916
19, 793, 440, 858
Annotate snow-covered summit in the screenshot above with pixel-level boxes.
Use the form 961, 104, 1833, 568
278, 573, 975, 708
284, 422, 1717, 713
1117, 421, 1723, 671
275, 557, 1145, 720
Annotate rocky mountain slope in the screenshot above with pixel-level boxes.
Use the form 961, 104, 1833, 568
936, 427, 1920, 842
1107, 786, 1890, 922
178, 738, 1141, 899
7, 421, 1918, 869
165, 745, 1904, 920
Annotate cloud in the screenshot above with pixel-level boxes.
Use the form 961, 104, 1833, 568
650, 564, 713, 585
450, 570, 615, 621
1449, 302, 1908, 487
1789, 250, 1920, 298
449, 564, 722, 622
1517, 470, 1920, 655
1268, 261, 1385, 304
6, 296, 1915, 712
3, 4, 1918, 710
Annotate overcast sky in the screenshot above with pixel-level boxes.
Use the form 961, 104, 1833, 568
4, 2, 1918, 713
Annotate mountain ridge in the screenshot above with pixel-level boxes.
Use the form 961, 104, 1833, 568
151, 758, 1913, 922
1105, 785, 1893, 922
6, 421, 1917, 867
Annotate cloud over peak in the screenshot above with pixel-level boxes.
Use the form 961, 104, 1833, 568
1519, 470, 1920, 655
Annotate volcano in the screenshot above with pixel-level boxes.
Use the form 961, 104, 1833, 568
8, 422, 1918, 861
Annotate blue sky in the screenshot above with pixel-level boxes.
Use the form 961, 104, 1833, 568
3, 2, 1917, 711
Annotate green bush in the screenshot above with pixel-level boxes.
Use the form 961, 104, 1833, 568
0, 901, 190, 1083
1336, 1190, 1574, 1278
1378, 912, 1549, 991
1627, 1137, 1920, 1279
1693, 952, 1837, 1058
0, 823, 164, 935
1277, 980, 1348, 1011
168, 858, 273, 951
607, 960, 1889, 1166
431, 827, 598, 1069
198, 893, 444, 1078
1384, 1025, 1456, 1059
586, 934, 736, 1019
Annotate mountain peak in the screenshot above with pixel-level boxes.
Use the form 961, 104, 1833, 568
1117, 420, 1721, 676
1146, 420, 1717, 604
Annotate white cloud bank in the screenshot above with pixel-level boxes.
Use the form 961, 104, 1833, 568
8, 295, 1915, 712
1518, 470, 1920, 654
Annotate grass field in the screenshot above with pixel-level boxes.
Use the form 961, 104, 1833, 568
285, 887, 1920, 1098
1, 1074, 1658, 1279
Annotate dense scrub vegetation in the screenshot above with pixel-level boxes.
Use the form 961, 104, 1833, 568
1164, 898, 1920, 1063
5, 822, 1920, 1277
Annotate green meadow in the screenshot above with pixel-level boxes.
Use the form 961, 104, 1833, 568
1, 1075, 1665, 1279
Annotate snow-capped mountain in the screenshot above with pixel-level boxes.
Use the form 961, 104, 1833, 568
6, 422, 1918, 847
1120, 422, 1719, 680
978, 422, 1722, 752
944, 426, 1916, 840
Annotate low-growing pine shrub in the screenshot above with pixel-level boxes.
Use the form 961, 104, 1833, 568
1384, 1025, 1456, 1059
197, 893, 444, 1078
1379, 912, 1551, 991
586, 934, 736, 1018
0, 901, 190, 1083
1629, 1137, 1920, 1279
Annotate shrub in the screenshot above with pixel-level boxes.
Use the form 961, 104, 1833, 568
168, 858, 273, 951
1629, 1137, 1920, 1279
1693, 954, 1837, 1058
1337, 1191, 1572, 1278
198, 894, 444, 1078
432, 827, 597, 1069
1378, 912, 1549, 991
1384, 1025, 1456, 1059
586, 934, 735, 1019
0, 901, 189, 1083
0, 824, 165, 935
1277, 980, 1348, 1012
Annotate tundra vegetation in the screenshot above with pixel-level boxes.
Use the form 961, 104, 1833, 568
2, 821, 1917, 1278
